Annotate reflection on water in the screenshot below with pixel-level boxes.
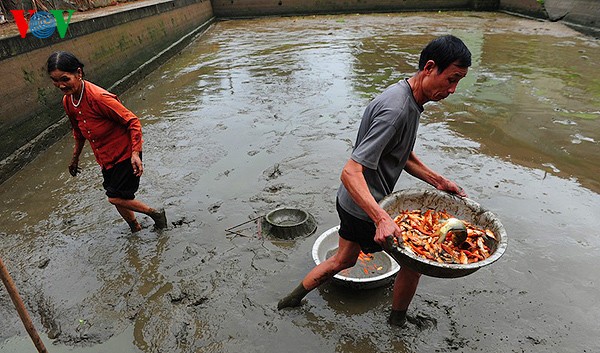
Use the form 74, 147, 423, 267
1, 11, 600, 353
346, 17, 600, 192
156, 12, 600, 193
435, 31, 599, 192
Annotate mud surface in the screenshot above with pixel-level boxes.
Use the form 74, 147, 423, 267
1, 12, 600, 353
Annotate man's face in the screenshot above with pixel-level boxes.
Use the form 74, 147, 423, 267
422, 61, 468, 102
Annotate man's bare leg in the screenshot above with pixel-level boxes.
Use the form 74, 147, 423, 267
389, 267, 421, 326
278, 237, 361, 309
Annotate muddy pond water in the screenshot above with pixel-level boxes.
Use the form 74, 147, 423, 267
1, 11, 599, 353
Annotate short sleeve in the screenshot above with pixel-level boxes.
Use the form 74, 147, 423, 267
351, 118, 397, 170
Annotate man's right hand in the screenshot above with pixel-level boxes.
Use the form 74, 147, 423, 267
374, 216, 401, 246
68, 161, 81, 176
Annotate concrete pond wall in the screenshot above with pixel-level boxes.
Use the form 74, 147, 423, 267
544, 0, 600, 36
0, 0, 598, 184
500, 0, 600, 37
209, 0, 499, 18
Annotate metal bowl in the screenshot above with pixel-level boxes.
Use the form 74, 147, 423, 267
312, 226, 400, 289
379, 188, 508, 278
261, 208, 317, 239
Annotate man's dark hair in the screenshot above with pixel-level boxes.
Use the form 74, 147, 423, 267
47, 51, 85, 76
418, 35, 471, 73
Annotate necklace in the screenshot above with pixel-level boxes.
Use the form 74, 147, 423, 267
71, 80, 85, 108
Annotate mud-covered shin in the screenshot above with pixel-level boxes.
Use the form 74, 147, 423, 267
277, 283, 310, 310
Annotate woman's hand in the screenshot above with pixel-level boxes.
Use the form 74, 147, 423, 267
131, 152, 143, 177
68, 159, 81, 177
69, 139, 84, 177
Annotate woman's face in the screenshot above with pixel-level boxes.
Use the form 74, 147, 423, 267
49, 68, 83, 95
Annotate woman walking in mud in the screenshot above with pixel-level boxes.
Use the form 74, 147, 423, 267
47, 51, 167, 232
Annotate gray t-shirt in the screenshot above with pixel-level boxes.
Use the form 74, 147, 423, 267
337, 79, 423, 221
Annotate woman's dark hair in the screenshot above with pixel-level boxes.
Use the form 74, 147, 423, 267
418, 35, 471, 73
47, 51, 85, 75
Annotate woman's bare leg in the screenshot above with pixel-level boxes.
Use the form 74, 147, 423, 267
114, 204, 141, 232
108, 197, 167, 230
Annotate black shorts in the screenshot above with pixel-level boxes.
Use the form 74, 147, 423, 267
336, 198, 382, 254
102, 156, 141, 200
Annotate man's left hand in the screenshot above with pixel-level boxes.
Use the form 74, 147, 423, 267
437, 178, 467, 197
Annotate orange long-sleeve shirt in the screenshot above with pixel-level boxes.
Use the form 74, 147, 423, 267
62, 80, 143, 170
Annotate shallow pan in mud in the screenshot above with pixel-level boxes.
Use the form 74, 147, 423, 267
379, 188, 508, 278
312, 226, 400, 289
261, 208, 317, 240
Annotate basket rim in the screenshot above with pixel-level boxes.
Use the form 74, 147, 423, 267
379, 188, 508, 273
312, 225, 400, 284
265, 207, 310, 228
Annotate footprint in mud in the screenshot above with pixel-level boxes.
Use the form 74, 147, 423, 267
208, 201, 223, 213
171, 217, 196, 227
406, 313, 437, 330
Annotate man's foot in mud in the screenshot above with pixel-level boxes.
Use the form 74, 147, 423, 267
277, 296, 304, 310
277, 283, 309, 310
388, 309, 407, 327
